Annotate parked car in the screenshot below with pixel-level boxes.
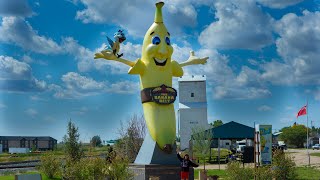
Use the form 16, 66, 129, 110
312, 144, 320, 150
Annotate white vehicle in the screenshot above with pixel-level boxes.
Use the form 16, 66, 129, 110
312, 144, 320, 150
236, 140, 246, 153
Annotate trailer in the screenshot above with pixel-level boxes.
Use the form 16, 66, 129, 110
9, 148, 30, 154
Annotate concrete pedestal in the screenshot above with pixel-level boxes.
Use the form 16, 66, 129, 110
134, 132, 180, 165
129, 164, 194, 180
132, 132, 194, 179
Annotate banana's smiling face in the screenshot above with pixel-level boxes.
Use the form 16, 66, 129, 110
142, 23, 173, 68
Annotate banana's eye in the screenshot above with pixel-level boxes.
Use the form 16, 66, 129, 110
165, 37, 171, 45
152, 36, 161, 45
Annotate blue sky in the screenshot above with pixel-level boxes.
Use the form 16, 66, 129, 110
1, 0, 320, 142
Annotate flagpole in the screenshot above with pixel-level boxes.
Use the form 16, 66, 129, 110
307, 99, 310, 166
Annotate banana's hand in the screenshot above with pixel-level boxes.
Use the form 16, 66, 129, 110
180, 51, 209, 67
187, 51, 209, 65
94, 50, 117, 60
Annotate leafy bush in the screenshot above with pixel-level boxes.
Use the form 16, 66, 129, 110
225, 161, 254, 180
104, 156, 133, 180
272, 149, 297, 180
254, 165, 273, 180
63, 157, 107, 180
39, 152, 61, 178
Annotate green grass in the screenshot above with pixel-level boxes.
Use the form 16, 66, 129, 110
0, 171, 60, 180
309, 152, 320, 157
296, 167, 320, 180
193, 166, 320, 180
0, 145, 111, 163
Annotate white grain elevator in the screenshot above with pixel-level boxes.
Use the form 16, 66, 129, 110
178, 75, 208, 150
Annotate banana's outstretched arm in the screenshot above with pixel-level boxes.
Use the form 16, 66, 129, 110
94, 50, 135, 67
179, 51, 209, 67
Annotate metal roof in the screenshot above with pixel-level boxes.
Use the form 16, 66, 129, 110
204, 121, 254, 140
0, 136, 57, 141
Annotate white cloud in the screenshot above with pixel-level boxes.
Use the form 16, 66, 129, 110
25, 108, 38, 117
22, 55, 33, 63
199, 0, 274, 50
0, 56, 31, 80
260, 60, 294, 85
258, 105, 272, 111
0, 17, 62, 54
49, 72, 139, 99
269, 11, 320, 85
0, 56, 47, 92
74, 0, 199, 37
256, 0, 303, 9
62, 37, 140, 74
180, 48, 270, 99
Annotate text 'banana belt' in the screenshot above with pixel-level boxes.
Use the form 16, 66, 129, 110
141, 84, 177, 104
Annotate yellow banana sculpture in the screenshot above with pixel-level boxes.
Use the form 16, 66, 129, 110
94, 2, 208, 153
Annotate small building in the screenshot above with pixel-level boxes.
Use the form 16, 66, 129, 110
195, 121, 255, 150
0, 136, 57, 152
178, 75, 209, 150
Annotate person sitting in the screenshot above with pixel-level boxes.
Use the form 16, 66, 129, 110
177, 151, 199, 180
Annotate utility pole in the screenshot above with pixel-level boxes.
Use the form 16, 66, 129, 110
307, 99, 310, 166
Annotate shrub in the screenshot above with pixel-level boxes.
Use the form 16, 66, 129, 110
63, 157, 107, 180
225, 161, 254, 180
104, 156, 133, 180
39, 152, 61, 178
272, 149, 296, 180
254, 165, 273, 180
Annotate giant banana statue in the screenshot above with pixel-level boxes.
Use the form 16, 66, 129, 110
94, 2, 209, 153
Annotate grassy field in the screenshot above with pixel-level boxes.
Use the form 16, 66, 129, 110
193, 167, 320, 179
0, 171, 60, 180
1, 167, 320, 180
0, 145, 110, 163
296, 167, 320, 180
309, 152, 320, 157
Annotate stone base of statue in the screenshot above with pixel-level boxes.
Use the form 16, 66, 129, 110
129, 164, 194, 180
129, 132, 194, 180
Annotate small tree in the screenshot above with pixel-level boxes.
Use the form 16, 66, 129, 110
280, 125, 307, 148
191, 127, 212, 171
39, 152, 61, 178
115, 114, 146, 162
210, 120, 223, 128
272, 149, 296, 179
91, 135, 102, 147
64, 120, 84, 163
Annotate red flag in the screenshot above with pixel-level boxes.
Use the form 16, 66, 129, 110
296, 105, 307, 118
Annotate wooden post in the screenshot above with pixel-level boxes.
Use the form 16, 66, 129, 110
218, 138, 221, 170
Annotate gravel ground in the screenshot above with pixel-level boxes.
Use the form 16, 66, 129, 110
286, 148, 320, 167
